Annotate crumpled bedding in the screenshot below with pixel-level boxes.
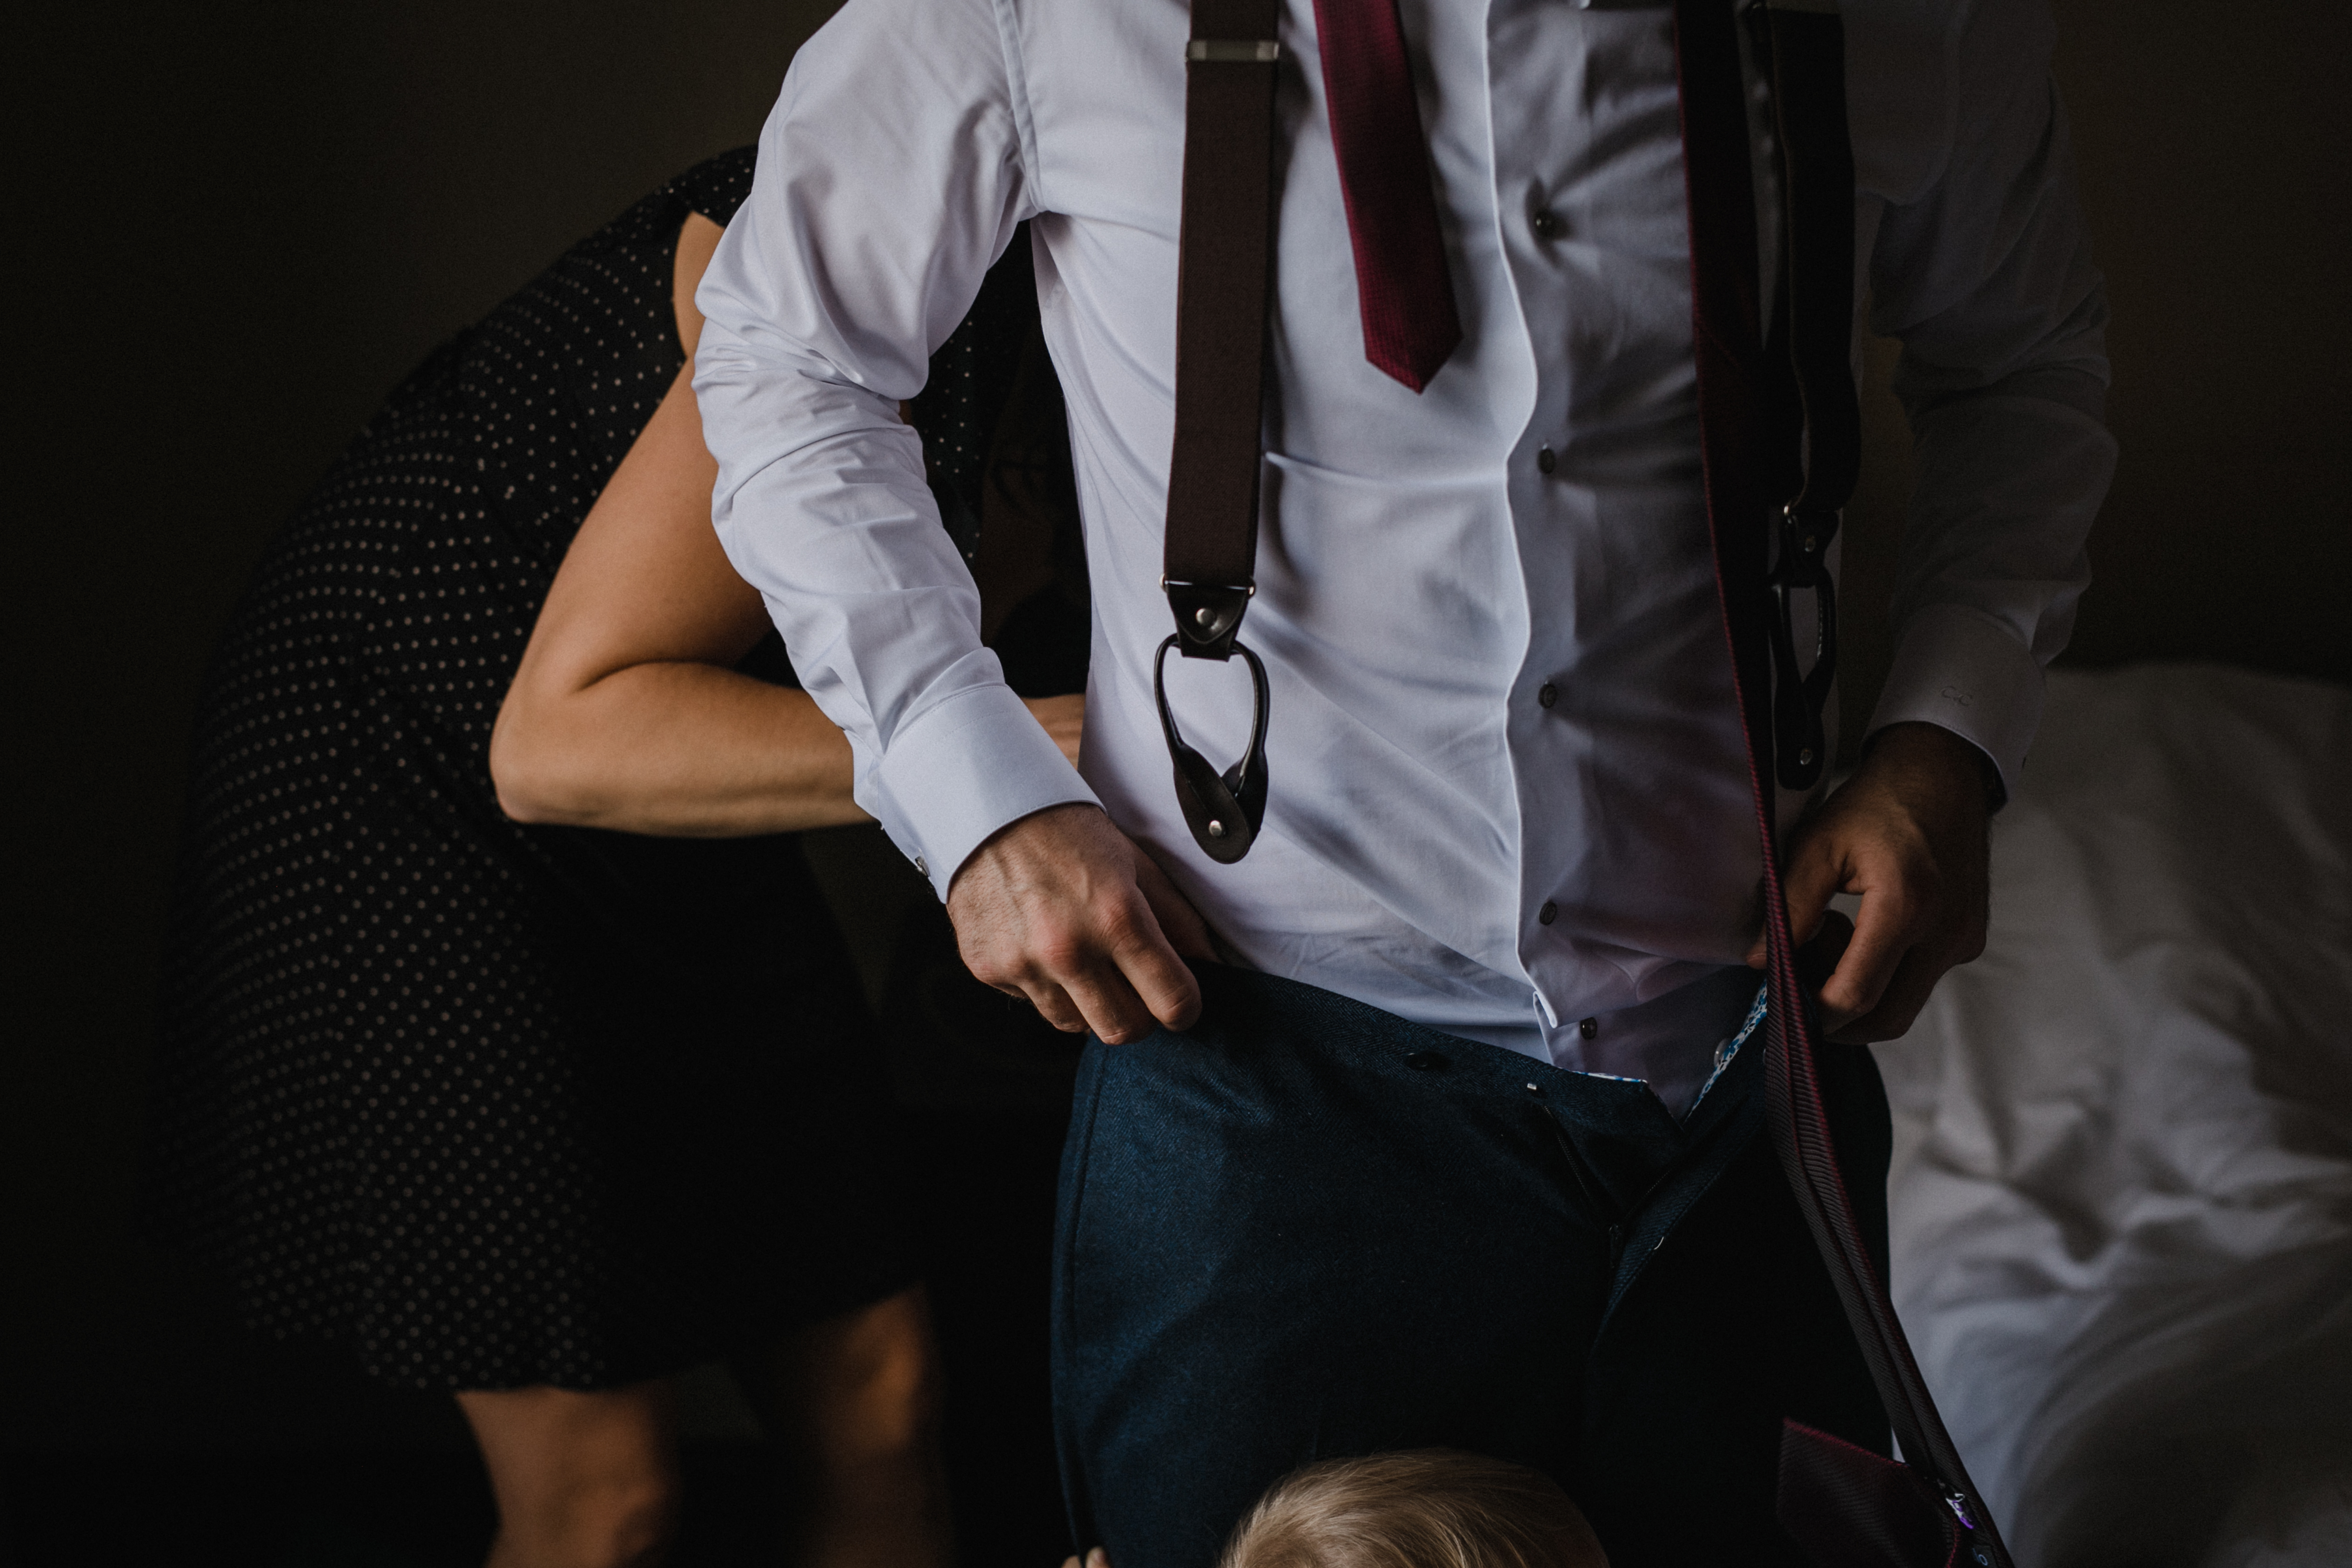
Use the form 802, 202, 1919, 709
1874, 664, 2352, 1567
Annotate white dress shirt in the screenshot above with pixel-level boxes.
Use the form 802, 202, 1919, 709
693, 0, 2115, 1106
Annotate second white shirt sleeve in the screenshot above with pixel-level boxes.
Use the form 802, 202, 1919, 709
692, 0, 1099, 896
1858, 0, 2117, 796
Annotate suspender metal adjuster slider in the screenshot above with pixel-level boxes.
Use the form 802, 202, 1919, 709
1186, 38, 1281, 63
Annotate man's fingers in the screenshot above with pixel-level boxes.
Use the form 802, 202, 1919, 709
988, 974, 1087, 1035
1100, 896, 1203, 1035
1059, 953, 1166, 1044
1116, 944, 1202, 1034
1816, 879, 1925, 1030
1827, 946, 1942, 1044
1758, 826, 1848, 967
1032, 982, 1094, 1035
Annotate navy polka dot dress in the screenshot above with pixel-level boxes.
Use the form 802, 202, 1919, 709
147, 149, 927, 1391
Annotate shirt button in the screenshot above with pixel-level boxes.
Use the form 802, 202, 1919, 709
1538, 900, 1558, 926
1531, 208, 1568, 240
1536, 445, 1557, 474
912, 855, 929, 877
1579, 1017, 1599, 1040
1538, 681, 1559, 709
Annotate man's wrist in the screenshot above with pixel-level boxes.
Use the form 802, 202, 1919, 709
870, 680, 1101, 898
948, 800, 1107, 895
1863, 605, 2045, 800
1863, 721, 2004, 815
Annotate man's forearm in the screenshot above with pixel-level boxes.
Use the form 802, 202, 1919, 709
1866, 367, 2115, 795
687, 0, 1089, 893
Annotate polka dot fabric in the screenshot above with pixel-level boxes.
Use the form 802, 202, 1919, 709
149, 149, 918, 1391
910, 231, 1040, 560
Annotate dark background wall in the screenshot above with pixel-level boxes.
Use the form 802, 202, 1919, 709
4, 0, 2346, 1518
1836, 0, 2352, 752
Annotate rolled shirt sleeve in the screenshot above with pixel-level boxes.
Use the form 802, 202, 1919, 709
1861, 0, 2119, 796
692, 0, 1098, 896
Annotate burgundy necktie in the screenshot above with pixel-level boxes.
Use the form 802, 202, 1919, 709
1310, 0, 1463, 392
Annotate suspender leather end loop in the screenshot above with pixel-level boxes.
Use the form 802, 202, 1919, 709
1768, 504, 1841, 790
1154, 633, 1272, 862
1165, 0, 1281, 848
1164, 579, 1255, 660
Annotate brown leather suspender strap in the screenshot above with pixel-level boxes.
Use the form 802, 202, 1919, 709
1157, 0, 1281, 863
1678, 2, 2013, 1564
1757, 0, 1860, 793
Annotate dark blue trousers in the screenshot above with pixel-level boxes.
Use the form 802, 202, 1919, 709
1051, 965, 1893, 1568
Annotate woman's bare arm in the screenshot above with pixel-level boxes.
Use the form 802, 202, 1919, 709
491, 212, 1081, 837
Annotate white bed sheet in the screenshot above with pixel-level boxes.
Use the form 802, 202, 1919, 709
1874, 664, 2352, 1567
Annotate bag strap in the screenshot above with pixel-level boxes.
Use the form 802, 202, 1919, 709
1676, 1, 2013, 1562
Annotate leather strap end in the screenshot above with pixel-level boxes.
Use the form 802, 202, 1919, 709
1165, 579, 1253, 660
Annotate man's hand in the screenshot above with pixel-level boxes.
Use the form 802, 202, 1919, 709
947, 802, 1216, 1044
1750, 722, 1993, 1043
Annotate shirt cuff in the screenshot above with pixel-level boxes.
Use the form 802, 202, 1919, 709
1864, 602, 2046, 802
867, 680, 1101, 900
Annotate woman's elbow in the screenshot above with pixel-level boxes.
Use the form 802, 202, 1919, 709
488, 704, 581, 826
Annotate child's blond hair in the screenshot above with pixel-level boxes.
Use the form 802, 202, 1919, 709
1218, 1449, 1608, 1568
